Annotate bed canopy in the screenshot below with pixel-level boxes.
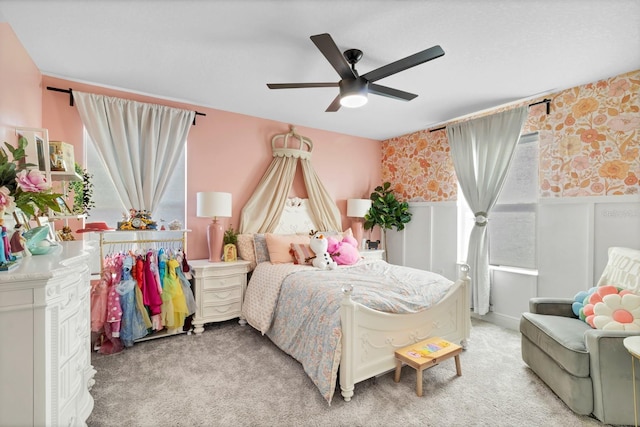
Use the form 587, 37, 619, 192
239, 126, 341, 234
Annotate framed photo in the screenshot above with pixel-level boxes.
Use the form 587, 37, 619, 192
12, 209, 30, 230
223, 243, 237, 262
52, 196, 73, 216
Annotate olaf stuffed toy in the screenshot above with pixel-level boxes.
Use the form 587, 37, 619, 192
309, 232, 337, 270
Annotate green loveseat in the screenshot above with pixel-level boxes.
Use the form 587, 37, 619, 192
520, 247, 640, 425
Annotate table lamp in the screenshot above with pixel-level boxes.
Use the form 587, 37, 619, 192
347, 198, 372, 249
197, 192, 232, 262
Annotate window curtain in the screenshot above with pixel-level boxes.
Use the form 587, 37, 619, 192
447, 106, 529, 315
239, 129, 341, 233
73, 91, 195, 214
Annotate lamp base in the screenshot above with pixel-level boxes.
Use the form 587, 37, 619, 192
207, 219, 224, 263
351, 219, 365, 250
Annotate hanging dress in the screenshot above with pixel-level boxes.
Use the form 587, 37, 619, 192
116, 255, 149, 347
164, 257, 189, 330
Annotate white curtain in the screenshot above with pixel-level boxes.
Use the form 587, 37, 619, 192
239, 129, 341, 233
447, 106, 529, 315
73, 91, 195, 214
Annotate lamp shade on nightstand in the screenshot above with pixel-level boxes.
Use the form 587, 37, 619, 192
197, 192, 232, 262
347, 198, 371, 249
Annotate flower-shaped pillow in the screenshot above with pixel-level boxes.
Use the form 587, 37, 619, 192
572, 287, 597, 320
585, 286, 640, 331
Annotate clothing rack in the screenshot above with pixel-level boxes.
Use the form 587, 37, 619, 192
94, 229, 194, 345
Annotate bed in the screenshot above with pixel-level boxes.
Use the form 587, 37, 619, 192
240, 198, 471, 403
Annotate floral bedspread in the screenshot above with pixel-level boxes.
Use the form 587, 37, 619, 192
242, 260, 454, 403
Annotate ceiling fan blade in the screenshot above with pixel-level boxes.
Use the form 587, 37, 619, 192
325, 94, 342, 112
362, 45, 445, 83
267, 82, 338, 89
368, 83, 418, 101
310, 33, 356, 80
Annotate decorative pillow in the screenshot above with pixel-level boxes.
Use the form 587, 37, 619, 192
596, 247, 640, 294
236, 234, 255, 263
571, 287, 597, 320
253, 234, 270, 264
265, 233, 311, 264
290, 243, 315, 265
590, 291, 640, 331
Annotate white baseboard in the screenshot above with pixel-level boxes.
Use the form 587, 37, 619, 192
471, 311, 520, 331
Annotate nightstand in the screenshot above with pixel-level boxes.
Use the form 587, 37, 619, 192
360, 249, 385, 261
189, 259, 252, 334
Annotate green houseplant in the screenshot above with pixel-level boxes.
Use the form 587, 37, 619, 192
67, 162, 95, 216
363, 182, 412, 253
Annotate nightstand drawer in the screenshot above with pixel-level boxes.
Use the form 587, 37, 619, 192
201, 274, 244, 290
201, 286, 242, 304
201, 300, 241, 319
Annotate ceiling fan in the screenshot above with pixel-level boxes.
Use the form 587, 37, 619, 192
267, 33, 444, 112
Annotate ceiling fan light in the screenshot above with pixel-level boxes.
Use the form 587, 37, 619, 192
340, 93, 368, 108
339, 78, 368, 108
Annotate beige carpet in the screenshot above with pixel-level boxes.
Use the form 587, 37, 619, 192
86, 318, 610, 427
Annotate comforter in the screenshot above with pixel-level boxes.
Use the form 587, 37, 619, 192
242, 260, 455, 403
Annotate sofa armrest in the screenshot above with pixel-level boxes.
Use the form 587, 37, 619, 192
585, 330, 640, 424
528, 297, 576, 317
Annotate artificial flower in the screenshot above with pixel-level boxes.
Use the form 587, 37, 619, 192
0, 137, 62, 218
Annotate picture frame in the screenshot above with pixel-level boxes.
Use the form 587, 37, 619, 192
12, 209, 30, 230
223, 243, 237, 262
51, 196, 73, 217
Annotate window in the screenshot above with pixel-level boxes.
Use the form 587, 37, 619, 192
457, 132, 539, 270
84, 128, 186, 228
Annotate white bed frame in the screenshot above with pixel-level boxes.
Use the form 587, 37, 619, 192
271, 198, 471, 401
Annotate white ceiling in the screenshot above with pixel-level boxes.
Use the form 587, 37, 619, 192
1, 1, 639, 140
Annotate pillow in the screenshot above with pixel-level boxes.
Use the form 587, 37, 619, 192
236, 234, 255, 263
590, 290, 640, 331
571, 287, 597, 320
290, 243, 315, 265
265, 233, 311, 264
596, 247, 640, 293
253, 234, 270, 264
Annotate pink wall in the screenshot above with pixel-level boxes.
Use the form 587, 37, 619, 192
382, 69, 640, 201
41, 76, 381, 259
0, 23, 42, 143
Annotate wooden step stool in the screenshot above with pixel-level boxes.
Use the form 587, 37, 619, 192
394, 336, 462, 397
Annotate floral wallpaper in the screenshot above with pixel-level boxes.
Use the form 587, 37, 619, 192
382, 69, 640, 201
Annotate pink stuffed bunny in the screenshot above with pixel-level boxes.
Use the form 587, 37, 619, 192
327, 235, 361, 265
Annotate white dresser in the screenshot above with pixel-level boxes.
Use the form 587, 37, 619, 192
190, 259, 252, 334
0, 241, 95, 427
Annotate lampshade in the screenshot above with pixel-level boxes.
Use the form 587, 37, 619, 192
197, 192, 232, 218
347, 198, 372, 218
339, 78, 368, 108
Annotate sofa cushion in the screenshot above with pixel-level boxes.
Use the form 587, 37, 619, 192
597, 246, 640, 293
520, 312, 592, 377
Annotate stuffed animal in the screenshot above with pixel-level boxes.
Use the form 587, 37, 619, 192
327, 235, 360, 266
309, 232, 337, 270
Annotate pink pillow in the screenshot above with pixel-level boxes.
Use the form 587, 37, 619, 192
290, 243, 315, 265
265, 233, 311, 263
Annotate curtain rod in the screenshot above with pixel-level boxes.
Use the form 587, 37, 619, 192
429, 98, 551, 133
45, 86, 206, 125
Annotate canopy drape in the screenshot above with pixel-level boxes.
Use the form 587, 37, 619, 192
239, 128, 341, 233
73, 91, 195, 214
447, 106, 529, 315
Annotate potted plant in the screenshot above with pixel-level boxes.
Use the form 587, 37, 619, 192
363, 182, 412, 254
67, 162, 95, 216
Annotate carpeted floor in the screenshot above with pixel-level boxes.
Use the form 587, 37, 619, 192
86, 319, 610, 427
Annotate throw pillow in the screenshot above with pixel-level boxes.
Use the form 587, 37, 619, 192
571, 287, 597, 321
590, 290, 640, 331
265, 233, 311, 263
290, 243, 315, 265
253, 234, 270, 264
596, 247, 640, 294
236, 233, 255, 263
